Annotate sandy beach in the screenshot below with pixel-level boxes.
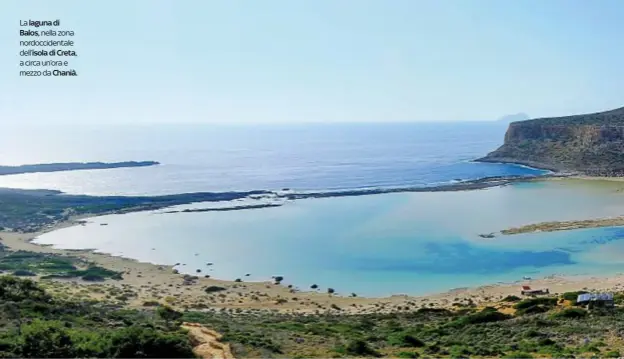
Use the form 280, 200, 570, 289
3, 216, 624, 315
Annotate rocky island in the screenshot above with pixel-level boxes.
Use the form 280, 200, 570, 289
477, 106, 624, 176
0, 161, 159, 176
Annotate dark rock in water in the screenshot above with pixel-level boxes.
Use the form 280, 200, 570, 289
311, 284, 318, 289
196, 269, 201, 273
206, 263, 213, 266
282, 188, 291, 191
174, 263, 180, 266
245, 273, 250, 276
234, 278, 242, 282
478, 233, 496, 239
194, 253, 198, 256
100, 223, 108, 226
204, 275, 210, 278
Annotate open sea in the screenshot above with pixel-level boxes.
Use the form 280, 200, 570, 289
3, 122, 624, 296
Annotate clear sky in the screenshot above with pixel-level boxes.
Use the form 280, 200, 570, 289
1, 0, 624, 125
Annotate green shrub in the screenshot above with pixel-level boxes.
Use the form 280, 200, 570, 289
514, 297, 558, 316
81, 274, 105, 282
108, 325, 195, 358
502, 295, 521, 302
12, 270, 36, 277
451, 309, 511, 326
537, 338, 557, 346
345, 339, 380, 357
552, 308, 587, 319
514, 297, 558, 310
449, 345, 472, 358
561, 291, 587, 301
388, 333, 425, 347
204, 286, 226, 293
503, 351, 533, 358
397, 351, 420, 358
605, 350, 621, 358
17, 320, 74, 358
0, 276, 49, 302
142, 301, 160, 307
560, 291, 588, 305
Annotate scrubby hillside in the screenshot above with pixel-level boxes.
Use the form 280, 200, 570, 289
478, 107, 624, 175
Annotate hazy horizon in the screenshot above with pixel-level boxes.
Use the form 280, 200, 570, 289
2, 0, 624, 125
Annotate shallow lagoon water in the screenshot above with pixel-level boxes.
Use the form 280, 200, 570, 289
34, 179, 624, 296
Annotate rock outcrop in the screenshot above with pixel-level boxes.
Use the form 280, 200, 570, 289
181, 322, 235, 359
477, 106, 624, 175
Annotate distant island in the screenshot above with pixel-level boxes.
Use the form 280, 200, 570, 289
477, 106, 624, 175
0, 161, 159, 176
496, 113, 530, 123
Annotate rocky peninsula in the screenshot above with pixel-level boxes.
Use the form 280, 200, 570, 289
501, 216, 624, 235
0, 161, 159, 176
477, 106, 624, 175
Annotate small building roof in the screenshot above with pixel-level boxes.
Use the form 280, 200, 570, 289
577, 293, 614, 303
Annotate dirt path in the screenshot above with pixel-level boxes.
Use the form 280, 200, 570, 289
181, 322, 235, 359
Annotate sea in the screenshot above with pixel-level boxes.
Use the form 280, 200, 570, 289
3, 122, 624, 297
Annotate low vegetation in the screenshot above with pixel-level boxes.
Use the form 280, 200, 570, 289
2, 263, 624, 358
0, 251, 122, 281
180, 292, 624, 358
0, 276, 194, 358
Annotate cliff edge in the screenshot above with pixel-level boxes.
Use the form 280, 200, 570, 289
476, 107, 624, 175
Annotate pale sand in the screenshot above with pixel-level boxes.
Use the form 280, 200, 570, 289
2, 219, 624, 314
569, 175, 624, 182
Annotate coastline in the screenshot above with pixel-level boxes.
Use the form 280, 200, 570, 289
0, 171, 561, 233
2, 169, 624, 313
3, 215, 624, 315
493, 174, 624, 235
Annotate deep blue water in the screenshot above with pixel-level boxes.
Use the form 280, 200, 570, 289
0, 122, 544, 195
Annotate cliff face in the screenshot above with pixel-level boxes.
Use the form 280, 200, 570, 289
477, 107, 624, 175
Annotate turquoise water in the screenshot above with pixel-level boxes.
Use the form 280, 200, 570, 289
34, 180, 624, 296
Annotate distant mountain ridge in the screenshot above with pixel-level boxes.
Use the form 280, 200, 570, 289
477, 106, 624, 176
497, 113, 530, 123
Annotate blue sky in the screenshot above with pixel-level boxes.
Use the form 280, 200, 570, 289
1, 0, 624, 124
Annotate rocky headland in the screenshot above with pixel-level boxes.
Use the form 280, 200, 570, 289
477, 106, 624, 176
